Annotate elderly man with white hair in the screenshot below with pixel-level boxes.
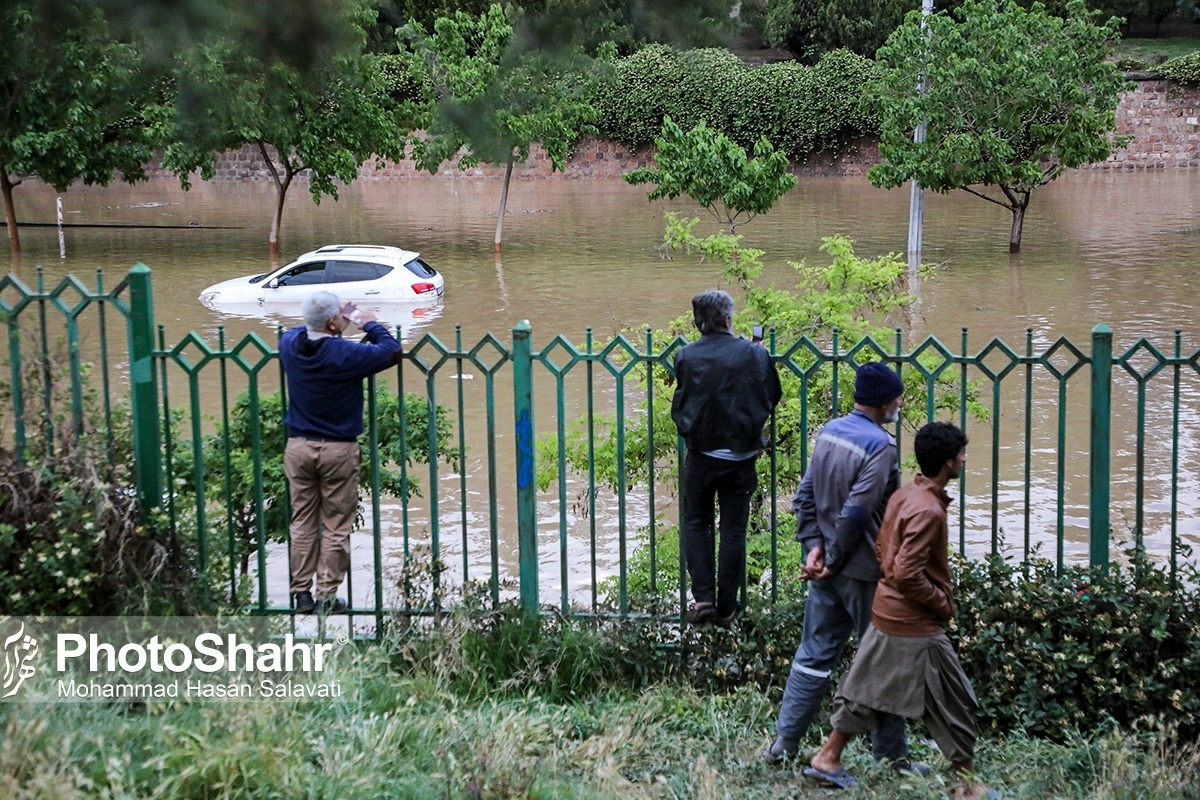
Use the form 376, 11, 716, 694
279, 291, 401, 615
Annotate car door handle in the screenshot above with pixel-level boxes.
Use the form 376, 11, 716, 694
364, 290, 380, 295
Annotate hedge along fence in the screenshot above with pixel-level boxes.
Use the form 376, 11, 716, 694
592, 46, 878, 162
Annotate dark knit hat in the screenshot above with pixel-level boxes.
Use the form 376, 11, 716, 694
854, 362, 903, 407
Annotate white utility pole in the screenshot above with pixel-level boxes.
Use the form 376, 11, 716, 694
57, 197, 65, 259
906, 0, 935, 263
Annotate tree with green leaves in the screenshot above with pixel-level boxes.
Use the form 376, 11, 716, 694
624, 116, 797, 233
399, 0, 737, 56
867, 0, 1130, 252
0, 0, 158, 254
764, 0, 926, 63
160, 0, 406, 255
398, 4, 609, 252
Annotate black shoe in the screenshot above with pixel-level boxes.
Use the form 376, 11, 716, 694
891, 759, 932, 778
292, 591, 315, 614
762, 736, 799, 765
684, 602, 717, 624
316, 597, 348, 615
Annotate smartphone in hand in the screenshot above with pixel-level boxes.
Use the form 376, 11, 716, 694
341, 302, 363, 326
752, 325, 765, 342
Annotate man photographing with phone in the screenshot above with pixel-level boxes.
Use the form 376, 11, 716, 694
279, 291, 401, 615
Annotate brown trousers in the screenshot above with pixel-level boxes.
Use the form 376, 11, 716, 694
284, 438, 360, 599
831, 626, 979, 765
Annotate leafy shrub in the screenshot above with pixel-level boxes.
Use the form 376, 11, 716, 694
764, 0, 929, 64
1115, 56, 1153, 72
392, 543, 1200, 741
593, 45, 878, 160
0, 352, 211, 615
953, 545, 1200, 739
1156, 52, 1200, 84
0, 449, 169, 615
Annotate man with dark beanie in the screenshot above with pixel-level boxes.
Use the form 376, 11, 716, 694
671, 289, 781, 626
763, 361, 925, 775
280, 291, 401, 615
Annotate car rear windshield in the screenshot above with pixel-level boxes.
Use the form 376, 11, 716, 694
403, 258, 437, 278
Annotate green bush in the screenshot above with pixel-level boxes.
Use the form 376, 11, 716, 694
953, 546, 1200, 739
0, 363, 212, 615
393, 542, 1200, 740
593, 45, 878, 160
1156, 52, 1200, 84
764, 0, 927, 64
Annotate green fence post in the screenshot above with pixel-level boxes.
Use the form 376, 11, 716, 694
512, 320, 538, 615
126, 265, 162, 520
125, 264, 162, 520
1089, 323, 1112, 572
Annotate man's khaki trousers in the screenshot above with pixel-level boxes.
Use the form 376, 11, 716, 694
284, 438, 360, 599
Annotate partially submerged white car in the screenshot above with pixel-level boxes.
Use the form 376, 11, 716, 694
199, 245, 445, 312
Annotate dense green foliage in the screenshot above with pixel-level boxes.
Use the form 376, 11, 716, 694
159, 0, 406, 253
0, 0, 159, 253
955, 548, 1200, 739
593, 45, 879, 161
764, 0, 938, 63
396, 4, 610, 247
1156, 50, 1200, 82
398, 0, 738, 56
392, 543, 1200, 744
0, 354, 209, 615
762, 0, 1191, 64
868, 0, 1130, 252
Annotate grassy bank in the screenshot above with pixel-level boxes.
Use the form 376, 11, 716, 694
2, 627, 1197, 800
1112, 36, 1200, 67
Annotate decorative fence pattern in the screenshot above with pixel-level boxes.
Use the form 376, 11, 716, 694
4, 267, 1200, 632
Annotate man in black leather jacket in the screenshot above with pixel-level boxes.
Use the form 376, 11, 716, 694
671, 290, 782, 626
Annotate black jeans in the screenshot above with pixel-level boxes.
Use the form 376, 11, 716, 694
681, 451, 757, 618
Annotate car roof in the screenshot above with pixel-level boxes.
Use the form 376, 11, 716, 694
296, 244, 421, 263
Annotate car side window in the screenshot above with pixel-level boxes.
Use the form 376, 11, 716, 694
325, 260, 385, 283
276, 261, 326, 286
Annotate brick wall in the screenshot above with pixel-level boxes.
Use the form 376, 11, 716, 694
1090, 77, 1200, 170
150, 78, 1200, 182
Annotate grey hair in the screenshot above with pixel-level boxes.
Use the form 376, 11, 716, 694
302, 291, 341, 331
691, 290, 734, 335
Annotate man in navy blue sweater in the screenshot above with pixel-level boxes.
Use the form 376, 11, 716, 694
279, 291, 401, 615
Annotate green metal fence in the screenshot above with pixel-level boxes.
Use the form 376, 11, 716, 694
4, 267, 1200, 628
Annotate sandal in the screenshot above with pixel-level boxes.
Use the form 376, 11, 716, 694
684, 601, 717, 624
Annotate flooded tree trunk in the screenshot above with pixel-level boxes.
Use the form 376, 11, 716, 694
1, 167, 21, 254
260, 141, 295, 257
1005, 186, 1031, 253
269, 177, 292, 257
494, 150, 514, 255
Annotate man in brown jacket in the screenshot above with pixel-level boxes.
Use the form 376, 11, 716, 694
803, 422, 995, 800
